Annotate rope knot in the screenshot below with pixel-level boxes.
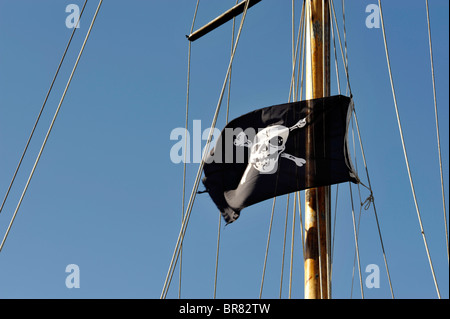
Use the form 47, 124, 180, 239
361, 192, 374, 211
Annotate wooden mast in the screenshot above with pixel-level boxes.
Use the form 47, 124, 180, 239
304, 0, 331, 299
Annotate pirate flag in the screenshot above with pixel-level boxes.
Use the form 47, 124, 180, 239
202, 95, 359, 224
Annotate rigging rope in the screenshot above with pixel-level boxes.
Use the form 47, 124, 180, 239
213, 211, 221, 299
330, 185, 338, 279
322, 0, 332, 299
329, 0, 395, 298
295, 0, 306, 104
349, 112, 378, 300
349, 183, 364, 299
425, 0, 449, 265
0, 0, 104, 253
329, 0, 352, 96
288, 191, 297, 299
161, 0, 252, 299
0, 0, 88, 217
378, 0, 440, 299
259, 197, 277, 298
352, 111, 395, 298
328, 1, 340, 287
347, 85, 363, 299
297, 190, 305, 260
179, 0, 201, 299
330, 5, 341, 95
316, 195, 324, 299
213, 0, 238, 299
295, 1, 307, 282
288, 1, 306, 105
341, 0, 350, 95
259, 0, 305, 298
281, 0, 305, 300
289, 1, 306, 299
279, 195, 290, 298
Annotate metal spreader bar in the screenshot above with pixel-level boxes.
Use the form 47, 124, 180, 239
187, 0, 262, 42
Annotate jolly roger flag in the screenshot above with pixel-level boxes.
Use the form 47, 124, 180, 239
202, 95, 359, 224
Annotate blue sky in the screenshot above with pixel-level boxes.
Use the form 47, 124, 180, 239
0, 0, 448, 299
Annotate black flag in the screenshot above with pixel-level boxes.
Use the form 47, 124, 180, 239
202, 95, 359, 224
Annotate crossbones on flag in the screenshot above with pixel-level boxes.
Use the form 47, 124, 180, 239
202, 95, 359, 224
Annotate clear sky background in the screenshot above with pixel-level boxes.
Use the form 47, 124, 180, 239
0, 0, 448, 299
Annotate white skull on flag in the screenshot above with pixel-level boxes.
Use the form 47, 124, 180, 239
234, 118, 307, 183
